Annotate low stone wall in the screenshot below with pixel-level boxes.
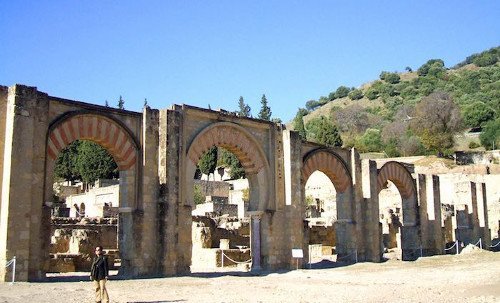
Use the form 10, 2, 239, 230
308, 225, 335, 246
49, 217, 118, 272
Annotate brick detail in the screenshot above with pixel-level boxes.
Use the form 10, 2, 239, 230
377, 161, 415, 198
187, 123, 265, 174
47, 114, 137, 170
302, 150, 351, 193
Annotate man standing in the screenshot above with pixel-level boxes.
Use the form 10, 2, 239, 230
90, 245, 109, 303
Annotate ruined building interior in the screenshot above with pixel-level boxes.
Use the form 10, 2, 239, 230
0, 84, 498, 282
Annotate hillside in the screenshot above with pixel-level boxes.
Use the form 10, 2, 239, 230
292, 46, 500, 156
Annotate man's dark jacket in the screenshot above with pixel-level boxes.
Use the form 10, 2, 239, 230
90, 255, 109, 281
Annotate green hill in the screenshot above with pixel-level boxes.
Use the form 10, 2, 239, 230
292, 46, 499, 156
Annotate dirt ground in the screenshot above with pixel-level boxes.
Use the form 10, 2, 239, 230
1, 249, 499, 303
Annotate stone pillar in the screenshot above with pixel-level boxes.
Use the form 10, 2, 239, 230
249, 211, 263, 271
454, 182, 473, 245
137, 107, 159, 276
351, 149, 365, 260
0, 85, 49, 281
361, 160, 381, 262
475, 182, 491, 247
417, 174, 431, 255
117, 170, 136, 276
283, 130, 307, 268
431, 175, 444, 254
417, 174, 443, 256
158, 108, 191, 276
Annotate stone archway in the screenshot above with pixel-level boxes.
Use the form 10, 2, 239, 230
185, 122, 271, 271
45, 111, 140, 275
46, 112, 138, 170
377, 161, 419, 260
302, 149, 355, 259
186, 122, 270, 211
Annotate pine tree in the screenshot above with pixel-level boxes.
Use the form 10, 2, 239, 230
105, 100, 109, 107
118, 95, 125, 109
198, 146, 218, 180
258, 94, 271, 120
237, 96, 251, 117
293, 109, 307, 140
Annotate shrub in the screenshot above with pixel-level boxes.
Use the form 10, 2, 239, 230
384, 73, 401, 84
348, 89, 363, 100
468, 141, 480, 149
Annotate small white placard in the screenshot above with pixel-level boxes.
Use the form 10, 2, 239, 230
292, 248, 303, 258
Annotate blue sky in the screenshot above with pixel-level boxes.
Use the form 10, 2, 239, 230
1, 1, 499, 122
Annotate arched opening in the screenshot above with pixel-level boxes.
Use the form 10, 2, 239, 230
43, 112, 138, 280
377, 162, 419, 261
186, 122, 270, 273
190, 147, 252, 272
302, 150, 355, 266
48, 140, 121, 278
304, 171, 337, 264
378, 180, 403, 259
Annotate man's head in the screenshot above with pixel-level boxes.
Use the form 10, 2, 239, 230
95, 246, 104, 256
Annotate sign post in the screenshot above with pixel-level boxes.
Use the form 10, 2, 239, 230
292, 249, 303, 270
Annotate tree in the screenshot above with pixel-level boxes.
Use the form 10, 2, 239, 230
315, 118, 342, 147
334, 86, 351, 99
417, 59, 445, 77
384, 73, 401, 84
104, 100, 109, 107
193, 184, 205, 205
54, 140, 81, 182
293, 109, 307, 140
348, 89, 363, 100
479, 118, 500, 150
305, 100, 321, 111
356, 128, 383, 152
365, 87, 379, 100
237, 96, 251, 117
198, 146, 218, 180
463, 101, 496, 128
76, 140, 118, 184
118, 95, 125, 109
410, 92, 463, 155
258, 94, 271, 120
219, 148, 245, 179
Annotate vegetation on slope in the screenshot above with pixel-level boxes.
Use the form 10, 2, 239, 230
293, 46, 500, 155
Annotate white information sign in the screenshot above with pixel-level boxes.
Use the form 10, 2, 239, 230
291, 248, 303, 258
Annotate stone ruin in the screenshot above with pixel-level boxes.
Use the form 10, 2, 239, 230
191, 215, 251, 271
48, 217, 119, 273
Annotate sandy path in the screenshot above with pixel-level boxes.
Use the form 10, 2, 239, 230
1, 250, 499, 303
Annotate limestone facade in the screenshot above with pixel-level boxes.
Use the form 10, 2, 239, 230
0, 84, 497, 281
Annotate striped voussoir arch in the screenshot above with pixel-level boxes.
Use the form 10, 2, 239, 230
302, 150, 351, 193
47, 114, 137, 170
377, 161, 415, 198
187, 123, 265, 175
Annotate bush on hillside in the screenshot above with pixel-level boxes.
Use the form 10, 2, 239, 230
348, 89, 363, 100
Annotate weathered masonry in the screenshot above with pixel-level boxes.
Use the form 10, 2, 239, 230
0, 85, 492, 281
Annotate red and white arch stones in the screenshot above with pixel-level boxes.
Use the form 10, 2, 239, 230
377, 161, 415, 198
47, 114, 137, 170
302, 150, 351, 193
187, 124, 265, 175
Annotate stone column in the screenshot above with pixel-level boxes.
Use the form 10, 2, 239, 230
118, 170, 135, 276
361, 160, 381, 262
417, 174, 431, 254
137, 107, 159, 276
431, 175, 444, 254
475, 182, 491, 246
249, 211, 264, 271
0, 85, 49, 281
